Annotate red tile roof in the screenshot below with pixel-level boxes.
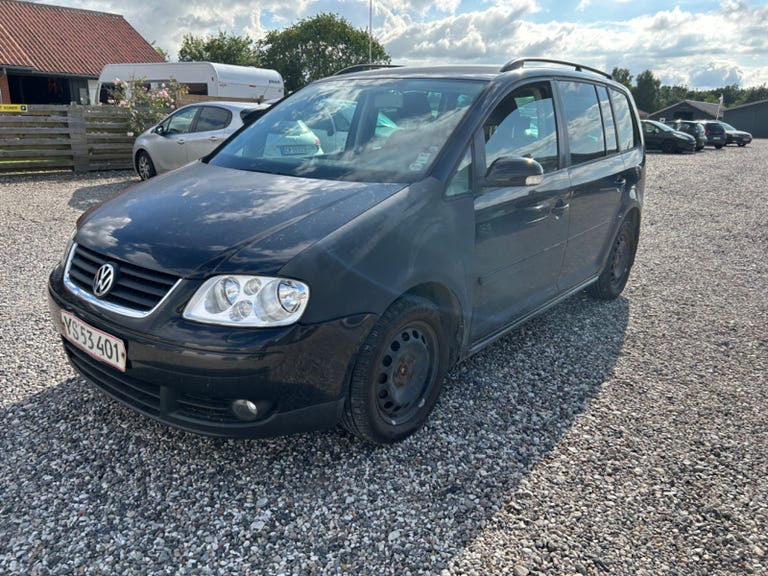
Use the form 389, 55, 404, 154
0, 0, 164, 77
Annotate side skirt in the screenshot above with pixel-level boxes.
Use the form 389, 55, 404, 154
463, 275, 599, 360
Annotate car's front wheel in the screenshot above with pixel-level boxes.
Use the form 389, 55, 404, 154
342, 296, 448, 444
136, 151, 156, 180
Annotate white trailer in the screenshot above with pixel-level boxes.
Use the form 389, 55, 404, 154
94, 62, 284, 104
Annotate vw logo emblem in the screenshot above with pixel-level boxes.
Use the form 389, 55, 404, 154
93, 263, 116, 298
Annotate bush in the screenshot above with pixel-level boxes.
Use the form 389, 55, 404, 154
108, 77, 188, 135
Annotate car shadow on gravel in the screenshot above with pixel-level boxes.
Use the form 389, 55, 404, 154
68, 174, 138, 211
0, 292, 628, 573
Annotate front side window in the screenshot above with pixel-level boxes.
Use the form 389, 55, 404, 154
164, 107, 199, 135
483, 82, 559, 173
209, 78, 486, 183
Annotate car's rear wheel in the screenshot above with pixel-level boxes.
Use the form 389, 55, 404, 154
137, 151, 156, 180
715, 144, 724, 149
587, 216, 638, 300
342, 296, 448, 444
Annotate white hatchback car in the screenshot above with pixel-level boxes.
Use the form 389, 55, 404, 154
132, 101, 270, 180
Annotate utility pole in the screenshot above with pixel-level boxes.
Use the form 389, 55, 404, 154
369, 0, 373, 63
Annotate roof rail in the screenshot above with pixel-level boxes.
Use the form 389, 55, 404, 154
334, 64, 402, 76
500, 58, 612, 80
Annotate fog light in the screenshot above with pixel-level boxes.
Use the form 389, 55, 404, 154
231, 399, 260, 421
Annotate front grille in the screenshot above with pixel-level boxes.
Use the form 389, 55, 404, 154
64, 340, 239, 425
67, 244, 179, 313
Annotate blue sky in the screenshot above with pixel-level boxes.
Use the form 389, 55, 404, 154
39, 0, 768, 89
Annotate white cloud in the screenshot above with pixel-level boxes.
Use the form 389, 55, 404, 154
32, 0, 768, 88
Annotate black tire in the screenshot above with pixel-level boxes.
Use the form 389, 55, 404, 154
738, 142, 746, 147
136, 151, 156, 180
587, 217, 638, 300
341, 296, 448, 444
715, 144, 724, 149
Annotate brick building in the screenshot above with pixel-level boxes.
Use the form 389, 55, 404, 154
0, 0, 163, 105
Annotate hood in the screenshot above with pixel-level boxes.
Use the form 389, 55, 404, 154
76, 162, 404, 277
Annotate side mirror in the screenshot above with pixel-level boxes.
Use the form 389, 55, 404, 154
154, 125, 166, 136
484, 156, 544, 187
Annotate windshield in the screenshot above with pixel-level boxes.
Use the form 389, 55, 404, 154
209, 77, 486, 183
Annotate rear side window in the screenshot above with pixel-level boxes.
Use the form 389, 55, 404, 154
608, 88, 638, 151
560, 81, 605, 165
195, 107, 232, 132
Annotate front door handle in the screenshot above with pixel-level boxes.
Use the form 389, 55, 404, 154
551, 199, 569, 219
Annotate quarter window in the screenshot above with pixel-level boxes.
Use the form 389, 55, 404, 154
446, 147, 472, 197
597, 86, 618, 154
608, 88, 638, 151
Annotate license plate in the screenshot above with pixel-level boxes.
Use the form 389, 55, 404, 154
60, 311, 127, 372
280, 144, 314, 156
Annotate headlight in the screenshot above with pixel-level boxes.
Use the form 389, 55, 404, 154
183, 275, 309, 327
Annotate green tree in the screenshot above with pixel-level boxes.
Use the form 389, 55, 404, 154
657, 84, 693, 111
178, 31, 259, 66
151, 41, 169, 62
611, 67, 633, 90
743, 84, 768, 104
257, 13, 390, 92
632, 70, 661, 112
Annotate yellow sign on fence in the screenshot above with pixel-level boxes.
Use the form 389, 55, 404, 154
0, 104, 29, 112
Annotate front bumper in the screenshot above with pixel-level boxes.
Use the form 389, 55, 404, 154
48, 267, 377, 438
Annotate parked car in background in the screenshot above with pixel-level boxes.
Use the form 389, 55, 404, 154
49, 58, 645, 445
132, 101, 270, 180
641, 120, 696, 153
696, 120, 727, 149
720, 122, 752, 146
666, 119, 706, 150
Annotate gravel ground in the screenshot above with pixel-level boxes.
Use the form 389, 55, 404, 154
1, 142, 766, 576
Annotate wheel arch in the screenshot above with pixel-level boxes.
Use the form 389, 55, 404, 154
133, 148, 146, 171
401, 281, 464, 367
624, 206, 641, 248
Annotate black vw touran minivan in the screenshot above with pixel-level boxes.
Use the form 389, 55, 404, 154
49, 59, 645, 444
